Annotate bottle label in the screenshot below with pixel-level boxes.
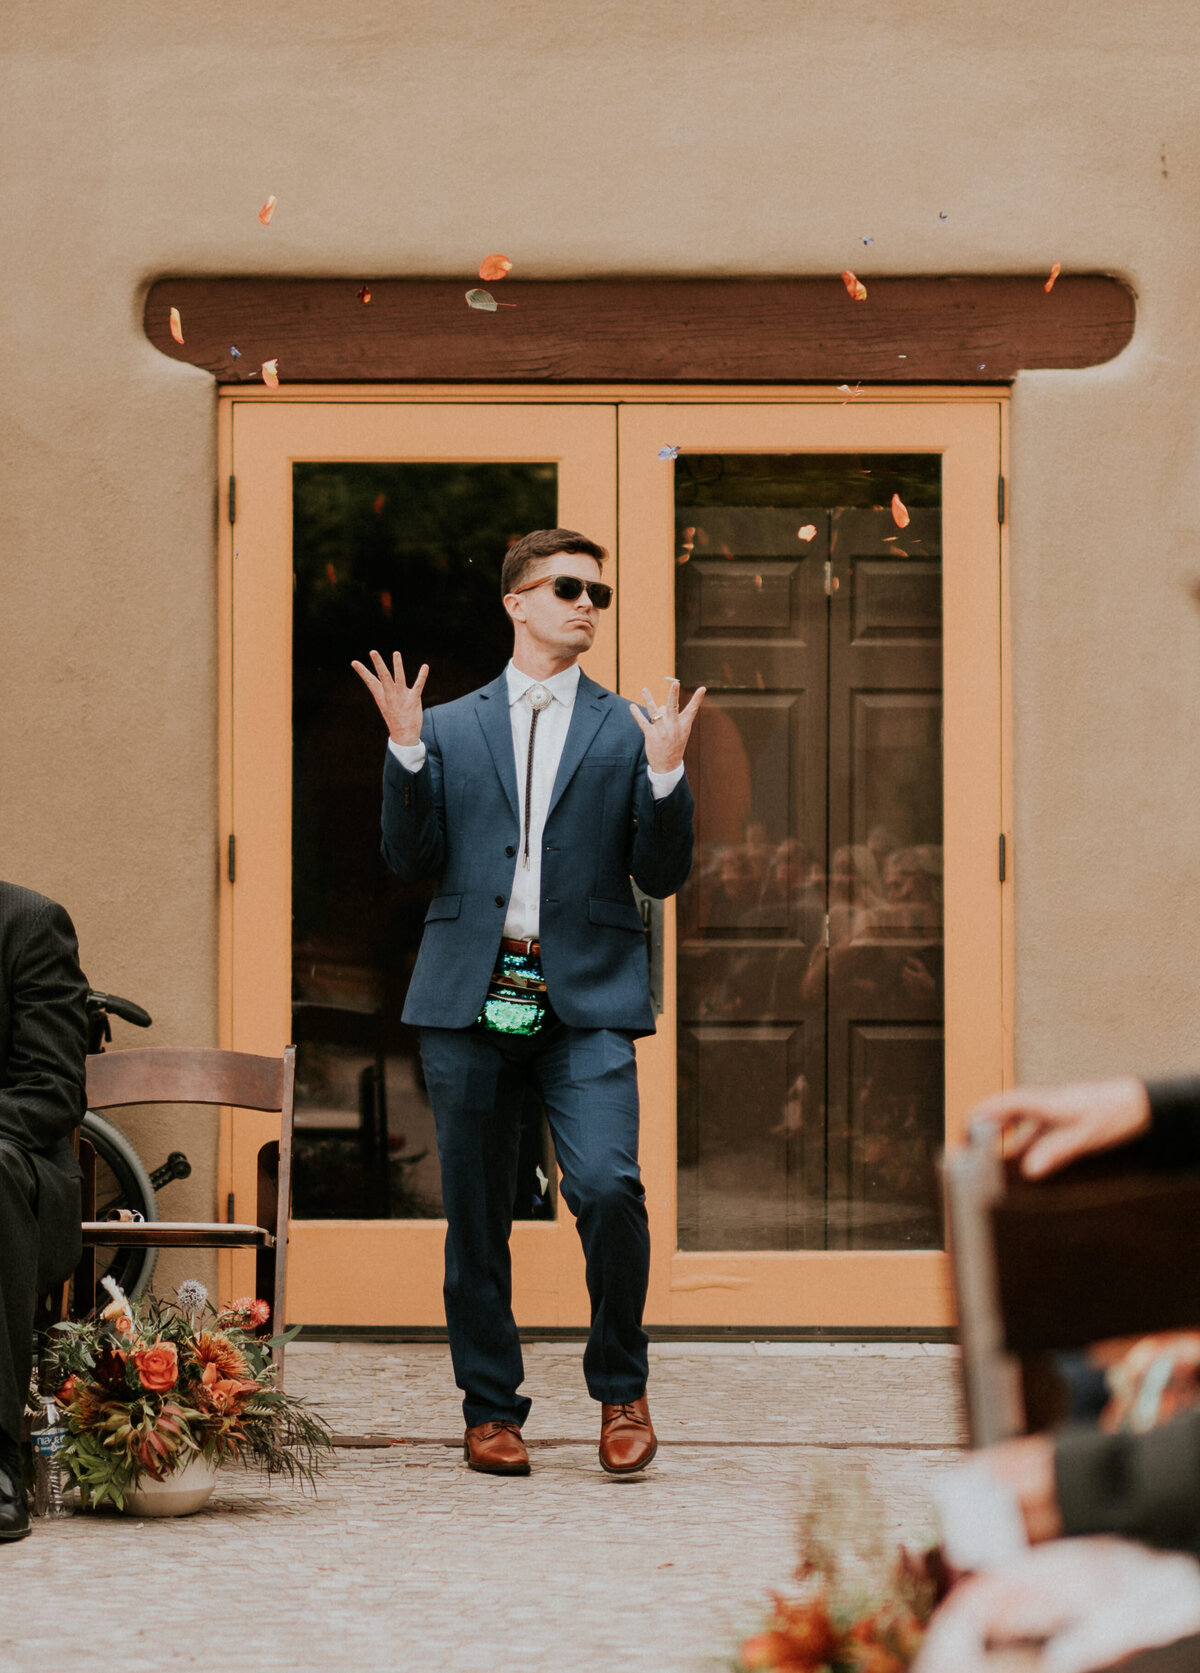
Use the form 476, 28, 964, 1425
32, 1431, 66, 1458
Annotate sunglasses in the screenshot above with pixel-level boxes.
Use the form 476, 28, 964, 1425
512, 574, 613, 610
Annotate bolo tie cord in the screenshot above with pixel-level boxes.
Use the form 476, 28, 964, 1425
523, 705, 540, 867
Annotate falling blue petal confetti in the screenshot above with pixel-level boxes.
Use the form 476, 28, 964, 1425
861, 237, 874, 246
939, 211, 949, 221
230, 346, 241, 358
658, 445, 681, 460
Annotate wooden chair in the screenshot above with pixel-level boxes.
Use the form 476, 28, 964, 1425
77, 1046, 296, 1377
944, 1126, 1200, 1445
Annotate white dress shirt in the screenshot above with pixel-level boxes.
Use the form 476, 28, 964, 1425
388, 660, 685, 941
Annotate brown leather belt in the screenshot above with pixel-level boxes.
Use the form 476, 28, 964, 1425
500, 937, 541, 959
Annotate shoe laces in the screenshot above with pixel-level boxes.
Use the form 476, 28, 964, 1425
477, 1421, 522, 1440
603, 1402, 649, 1429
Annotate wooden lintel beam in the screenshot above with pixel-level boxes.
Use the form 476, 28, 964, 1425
144, 276, 1134, 386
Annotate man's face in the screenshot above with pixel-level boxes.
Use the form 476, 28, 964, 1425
505, 551, 605, 657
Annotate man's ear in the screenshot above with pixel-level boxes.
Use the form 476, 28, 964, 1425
502, 593, 526, 627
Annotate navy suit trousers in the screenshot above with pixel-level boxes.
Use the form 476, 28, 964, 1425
419, 1021, 650, 1427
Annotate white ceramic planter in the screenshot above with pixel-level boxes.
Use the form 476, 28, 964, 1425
122, 1455, 220, 1517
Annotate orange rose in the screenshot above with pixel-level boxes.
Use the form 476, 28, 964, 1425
132, 1339, 179, 1393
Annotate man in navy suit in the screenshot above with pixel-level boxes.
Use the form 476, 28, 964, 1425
353, 528, 703, 1476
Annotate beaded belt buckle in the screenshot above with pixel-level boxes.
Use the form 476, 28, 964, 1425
477, 945, 549, 1037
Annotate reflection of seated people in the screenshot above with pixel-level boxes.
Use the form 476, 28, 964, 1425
826, 844, 882, 946
917, 1074, 1200, 1671
850, 845, 943, 941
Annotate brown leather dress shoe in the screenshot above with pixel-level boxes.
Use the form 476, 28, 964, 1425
598, 1396, 658, 1475
463, 1421, 531, 1476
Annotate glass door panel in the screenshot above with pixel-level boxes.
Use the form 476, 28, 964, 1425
290, 461, 559, 1224
673, 456, 943, 1253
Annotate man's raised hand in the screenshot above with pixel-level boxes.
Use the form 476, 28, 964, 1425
350, 650, 429, 747
629, 677, 706, 774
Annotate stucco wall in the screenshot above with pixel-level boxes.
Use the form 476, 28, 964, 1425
4, 1, 1200, 1291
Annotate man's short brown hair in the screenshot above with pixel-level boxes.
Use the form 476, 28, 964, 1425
501, 529, 608, 597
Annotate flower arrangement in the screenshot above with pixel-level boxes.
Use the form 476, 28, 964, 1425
734, 1462, 951, 1673
44, 1279, 332, 1510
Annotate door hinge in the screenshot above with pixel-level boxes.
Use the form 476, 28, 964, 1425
227, 833, 236, 883
228, 475, 237, 524
997, 474, 1006, 525
823, 913, 831, 949
999, 832, 1007, 883
226, 1191, 235, 1222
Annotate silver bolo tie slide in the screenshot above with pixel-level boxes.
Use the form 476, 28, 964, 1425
523, 684, 553, 867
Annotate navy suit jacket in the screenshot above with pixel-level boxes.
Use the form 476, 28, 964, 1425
381, 670, 695, 1036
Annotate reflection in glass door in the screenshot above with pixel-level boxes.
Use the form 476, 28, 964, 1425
674, 456, 944, 1253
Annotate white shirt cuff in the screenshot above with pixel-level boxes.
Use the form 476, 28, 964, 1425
388, 739, 427, 772
647, 763, 685, 800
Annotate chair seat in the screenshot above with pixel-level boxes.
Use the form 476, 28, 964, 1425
81, 1221, 276, 1249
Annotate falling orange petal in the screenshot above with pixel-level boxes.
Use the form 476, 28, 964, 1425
258, 196, 277, 226
841, 270, 868, 302
797, 525, 818, 543
261, 358, 280, 389
478, 254, 513, 282
1044, 262, 1061, 293
169, 307, 184, 345
357, 284, 372, 304
837, 383, 864, 404
890, 493, 911, 529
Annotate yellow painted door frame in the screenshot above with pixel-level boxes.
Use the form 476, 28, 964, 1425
217, 386, 1011, 1329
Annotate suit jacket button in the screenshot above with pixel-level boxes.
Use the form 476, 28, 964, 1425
505, 845, 515, 858
494, 895, 505, 907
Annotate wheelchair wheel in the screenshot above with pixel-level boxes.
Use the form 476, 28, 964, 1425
80, 1111, 159, 1304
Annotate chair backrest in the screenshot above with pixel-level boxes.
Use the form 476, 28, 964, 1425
945, 1130, 1200, 1444
86, 1047, 288, 1112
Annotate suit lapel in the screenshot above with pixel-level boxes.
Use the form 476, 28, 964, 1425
547, 673, 611, 819
474, 674, 519, 821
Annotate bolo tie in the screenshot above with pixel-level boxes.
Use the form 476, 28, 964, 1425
523, 684, 553, 867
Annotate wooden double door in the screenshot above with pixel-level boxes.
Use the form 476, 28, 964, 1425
217, 390, 1009, 1329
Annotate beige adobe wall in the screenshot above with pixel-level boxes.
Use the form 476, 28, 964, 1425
3, 2, 1200, 1289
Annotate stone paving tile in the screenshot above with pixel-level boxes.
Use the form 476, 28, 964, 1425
0, 1343, 966, 1673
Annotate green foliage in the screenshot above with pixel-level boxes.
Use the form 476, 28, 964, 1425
46, 1284, 333, 1511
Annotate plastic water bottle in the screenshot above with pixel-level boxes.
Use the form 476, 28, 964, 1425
30, 1397, 70, 1518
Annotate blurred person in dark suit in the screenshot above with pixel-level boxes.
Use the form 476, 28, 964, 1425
0, 882, 88, 1542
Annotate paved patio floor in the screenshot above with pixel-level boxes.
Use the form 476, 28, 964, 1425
1, 1340, 966, 1673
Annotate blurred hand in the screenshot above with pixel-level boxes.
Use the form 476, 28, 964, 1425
351, 650, 429, 747
968, 1077, 1151, 1179
629, 678, 706, 773
913, 1537, 1200, 1673
976, 1435, 1063, 1546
